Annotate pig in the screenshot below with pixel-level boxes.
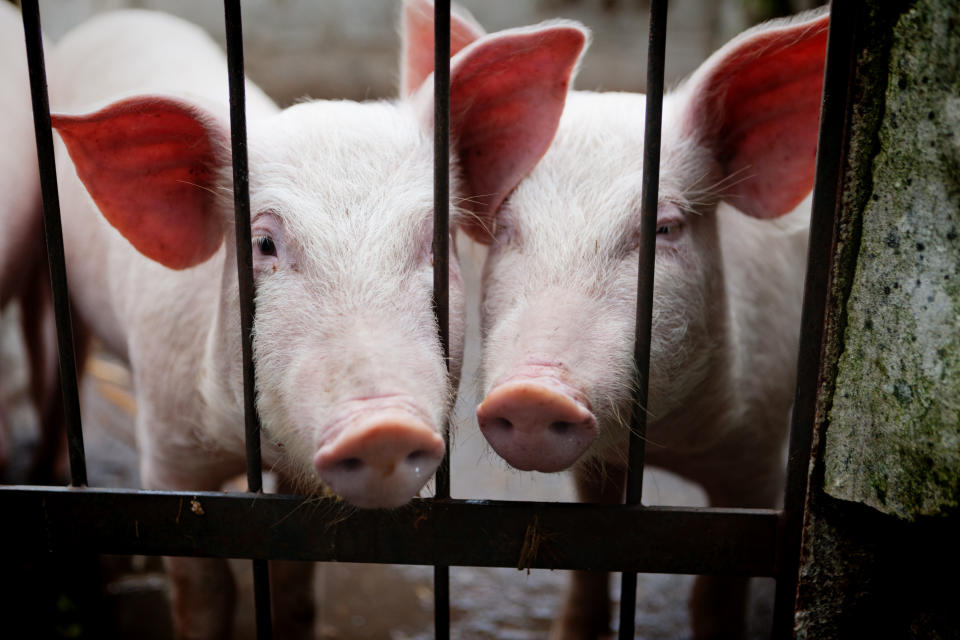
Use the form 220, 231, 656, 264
49, 7, 585, 638
0, 2, 63, 481
413, 6, 829, 639
0, 1, 39, 326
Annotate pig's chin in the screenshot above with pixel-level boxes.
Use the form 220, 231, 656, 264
311, 396, 445, 509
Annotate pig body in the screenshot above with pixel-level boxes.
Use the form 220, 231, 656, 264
465, 11, 829, 640
51, 7, 585, 638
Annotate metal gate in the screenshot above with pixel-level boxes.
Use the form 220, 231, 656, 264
1, 0, 862, 638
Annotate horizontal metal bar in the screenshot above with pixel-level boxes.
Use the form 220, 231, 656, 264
0, 486, 779, 576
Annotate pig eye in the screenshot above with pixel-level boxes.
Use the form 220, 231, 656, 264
254, 235, 276, 257
655, 220, 683, 236
655, 203, 685, 241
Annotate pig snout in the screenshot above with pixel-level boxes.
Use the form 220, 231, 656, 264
314, 397, 445, 508
477, 367, 597, 472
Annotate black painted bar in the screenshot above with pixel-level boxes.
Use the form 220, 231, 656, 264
223, 1, 272, 638
772, 2, 858, 636
432, 0, 452, 501
0, 487, 780, 576
620, 1, 669, 637
223, 0, 263, 498
432, 2, 452, 638
20, 0, 87, 488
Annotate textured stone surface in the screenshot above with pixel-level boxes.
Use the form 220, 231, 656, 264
824, 0, 960, 520
786, 3, 959, 638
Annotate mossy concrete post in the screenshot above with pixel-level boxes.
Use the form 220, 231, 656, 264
793, 0, 959, 637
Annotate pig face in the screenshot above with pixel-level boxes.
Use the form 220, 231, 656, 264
476, 94, 724, 471
244, 101, 461, 505
473, 11, 830, 473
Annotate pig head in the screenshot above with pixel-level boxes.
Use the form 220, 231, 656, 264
473, 10, 829, 480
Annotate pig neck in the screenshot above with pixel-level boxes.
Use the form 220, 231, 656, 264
645, 203, 807, 481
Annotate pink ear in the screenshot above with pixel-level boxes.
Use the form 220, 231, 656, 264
53, 96, 228, 269
401, 0, 486, 97
684, 11, 829, 219
449, 24, 587, 243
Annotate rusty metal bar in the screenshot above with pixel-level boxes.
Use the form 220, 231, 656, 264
223, 1, 272, 637
20, 0, 87, 488
772, 1, 859, 637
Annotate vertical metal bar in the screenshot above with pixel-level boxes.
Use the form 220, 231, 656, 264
619, 1, 668, 637
223, 1, 272, 638
772, 2, 858, 637
20, 0, 87, 488
432, 2, 451, 639
223, 0, 262, 496
432, 0, 452, 501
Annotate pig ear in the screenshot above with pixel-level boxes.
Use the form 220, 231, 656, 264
447, 23, 587, 243
400, 0, 486, 97
683, 10, 829, 219
53, 96, 228, 270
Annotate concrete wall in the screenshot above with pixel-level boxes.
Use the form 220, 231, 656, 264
794, 1, 959, 636
823, 0, 960, 521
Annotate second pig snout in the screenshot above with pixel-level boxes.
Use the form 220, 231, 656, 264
477, 368, 597, 473
314, 396, 445, 509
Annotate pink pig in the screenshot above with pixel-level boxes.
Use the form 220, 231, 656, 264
49, 7, 584, 638
415, 6, 829, 639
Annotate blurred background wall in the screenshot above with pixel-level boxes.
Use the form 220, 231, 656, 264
36, 0, 820, 106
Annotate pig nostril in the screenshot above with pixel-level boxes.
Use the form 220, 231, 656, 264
336, 457, 364, 472
487, 417, 513, 432
406, 449, 428, 463
549, 421, 575, 435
